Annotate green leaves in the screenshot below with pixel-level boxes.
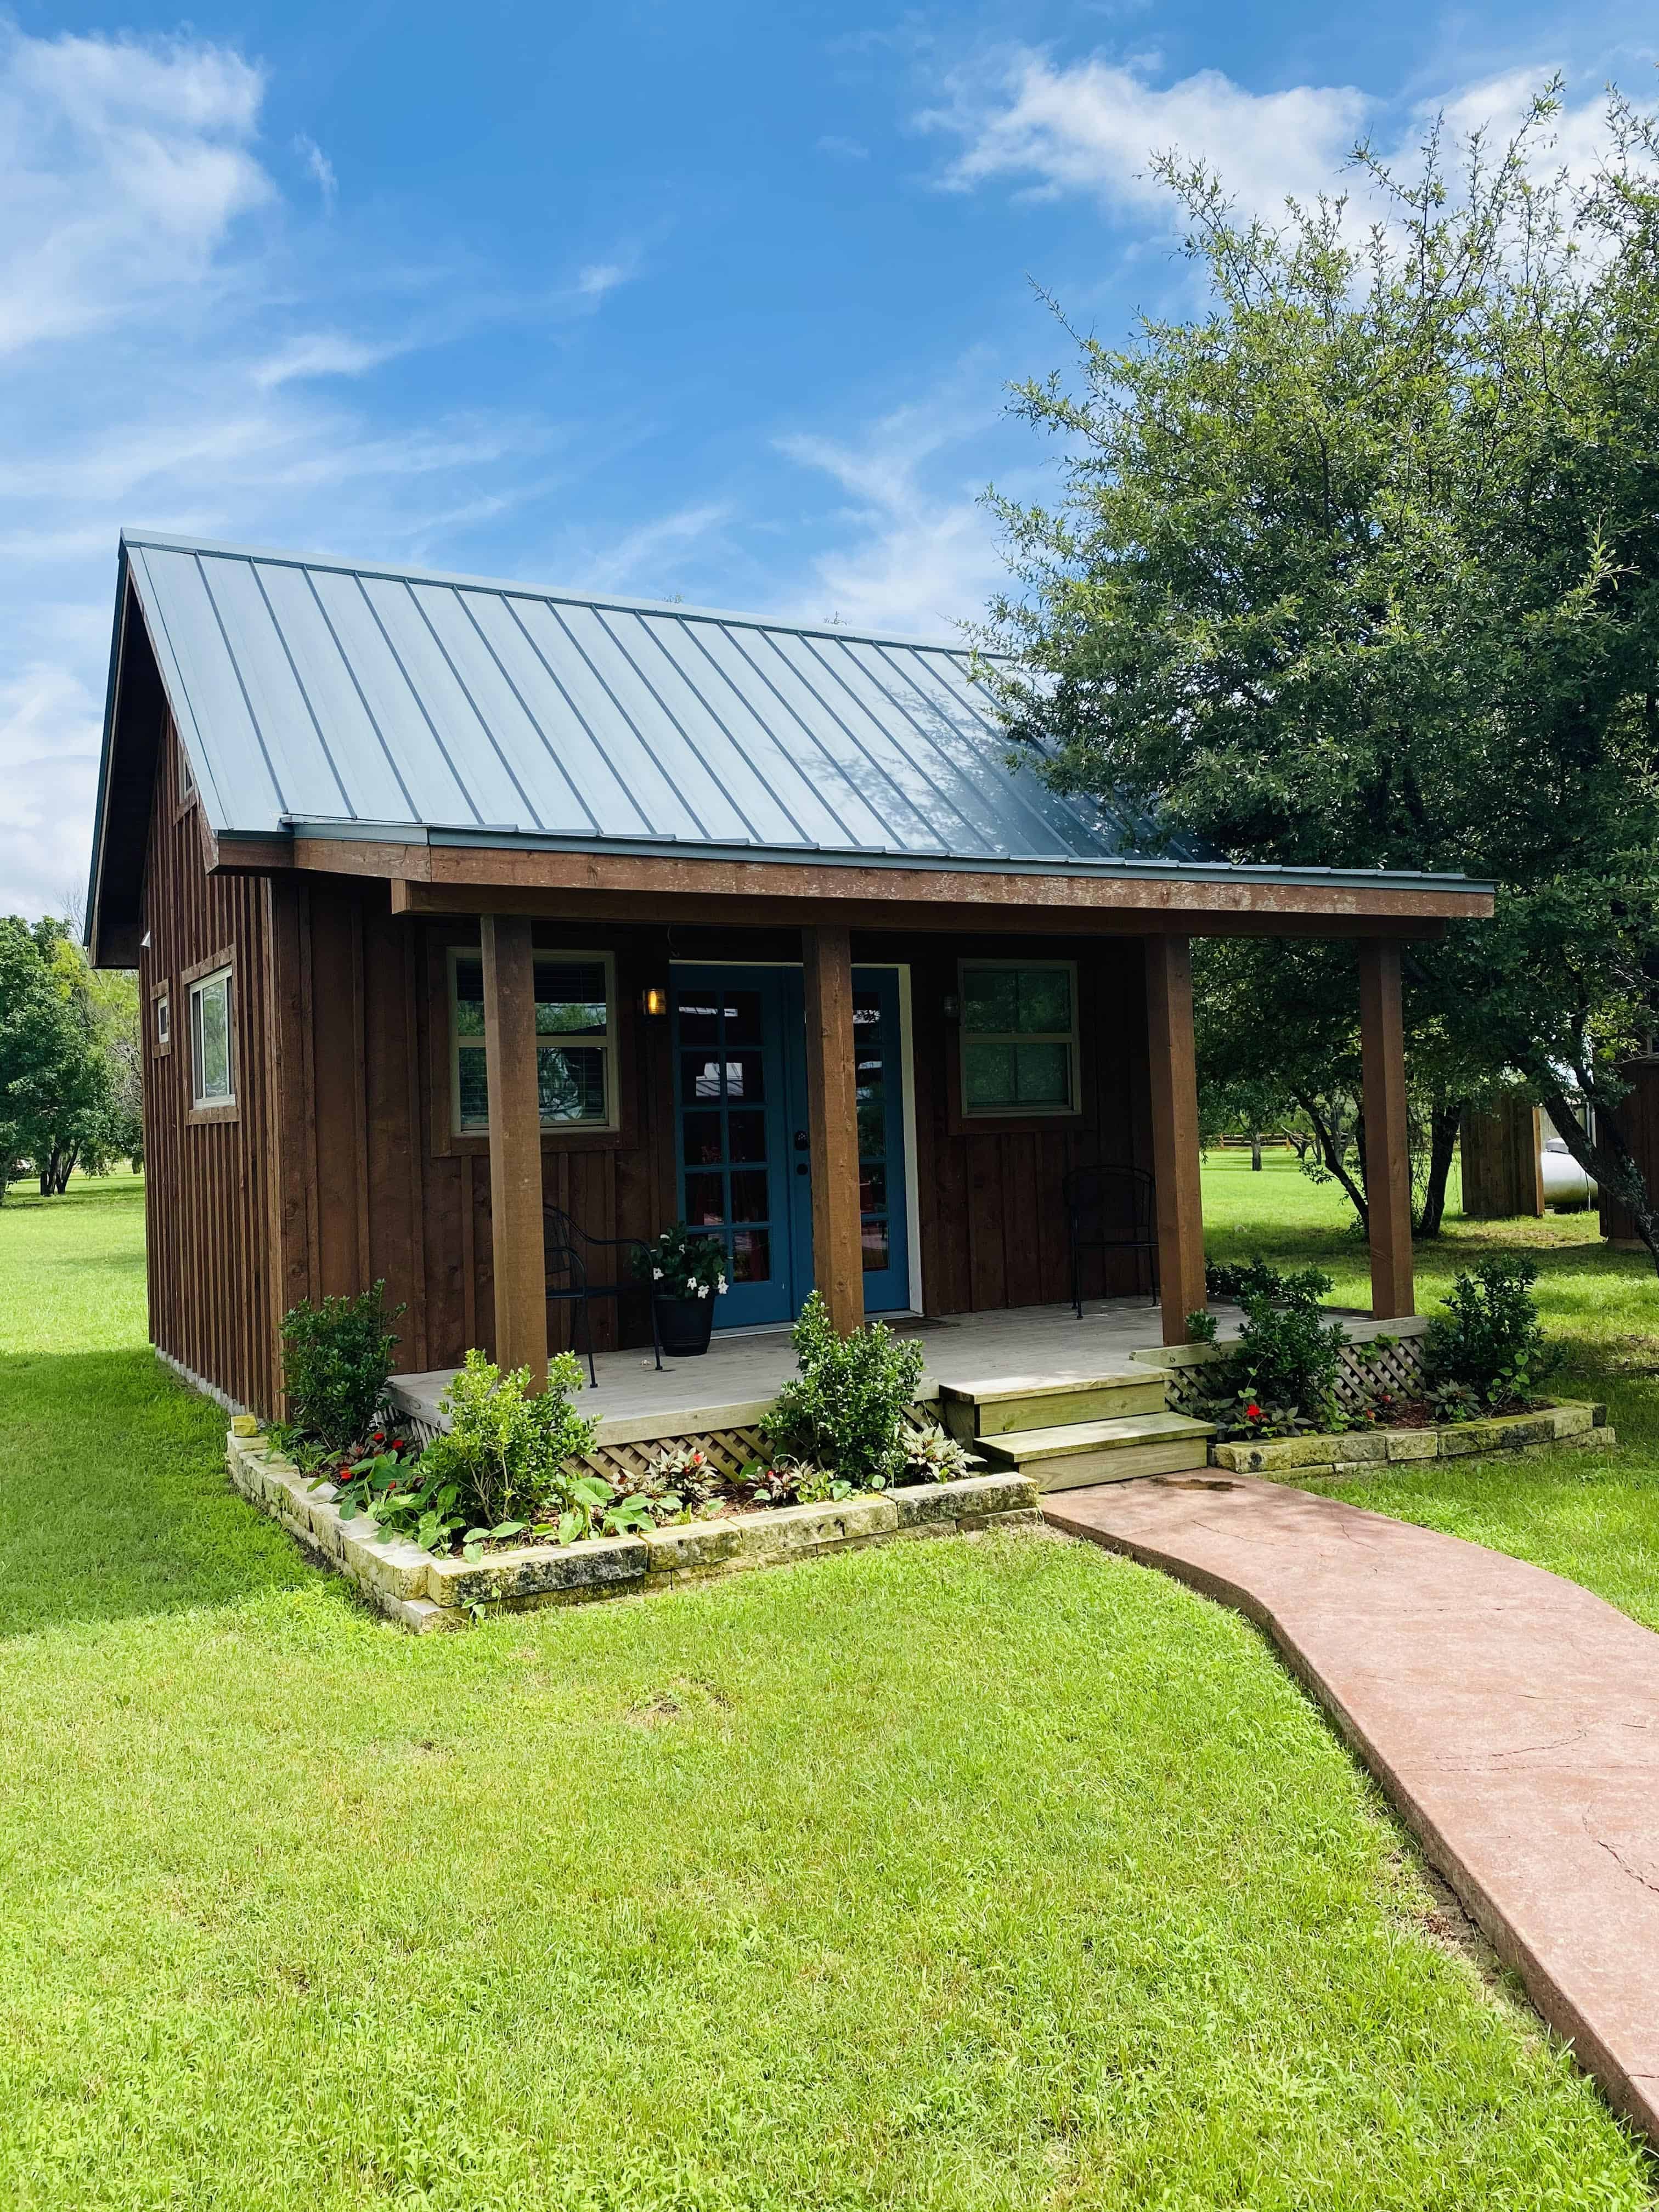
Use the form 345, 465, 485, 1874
761, 1293, 927, 1492
279, 1284, 404, 1455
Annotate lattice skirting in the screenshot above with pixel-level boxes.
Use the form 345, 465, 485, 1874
394, 1396, 943, 1479
1162, 1331, 1427, 1415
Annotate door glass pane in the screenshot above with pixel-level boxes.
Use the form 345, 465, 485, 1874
683, 1110, 723, 1165
861, 1221, 890, 1272
677, 999, 719, 1048
856, 1070, 885, 1155
684, 1054, 724, 1103
684, 1172, 725, 1227
726, 1051, 765, 1103
727, 1111, 766, 1163
860, 1163, 887, 1213
730, 1169, 769, 1223
731, 1227, 770, 1282
723, 990, 763, 1045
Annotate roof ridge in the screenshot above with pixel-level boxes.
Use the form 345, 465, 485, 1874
117, 528, 994, 658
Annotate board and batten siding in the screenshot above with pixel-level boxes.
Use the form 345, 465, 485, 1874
138, 723, 284, 1413
140, 755, 1159, 1414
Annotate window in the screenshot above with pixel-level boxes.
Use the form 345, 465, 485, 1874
959, 960, 1080, 1117
153, 985, 172, 1056
449, 948, 617, 1134
188, 966, 234, 1108
177, 738, 196, 804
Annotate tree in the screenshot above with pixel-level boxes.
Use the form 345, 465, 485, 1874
0, 917, 125, 1198
984, 87, 1659, 1268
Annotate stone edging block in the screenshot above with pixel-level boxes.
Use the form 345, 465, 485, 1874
225, 1432, 1039, 1628
1210, 1399, 1611, 1481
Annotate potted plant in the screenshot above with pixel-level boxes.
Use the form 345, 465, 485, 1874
632, 1224, 727, 1356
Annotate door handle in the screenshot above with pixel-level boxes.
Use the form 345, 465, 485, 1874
793, 1130, 809, 1149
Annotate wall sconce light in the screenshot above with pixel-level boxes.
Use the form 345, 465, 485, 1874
941, 992, 961, 1022
640, 984, 669, 1019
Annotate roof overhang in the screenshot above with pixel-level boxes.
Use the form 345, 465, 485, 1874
211, 822, 1494, 939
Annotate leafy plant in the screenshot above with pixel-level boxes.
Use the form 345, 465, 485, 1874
761, 1293, 926, 1491
605, 1442, 725, 1526
1204, 1257, 1287, 1305
1185, 1308, 1219, 1345
415, 1348, 601, 1545
632, 1223, 728, 1301
280, 1282, 405, 1452
1426, 1257, 1550, 1410
733, 1457, 824, 1506
1194, 1267, 1346, 1438
900, 1421, 974, 1483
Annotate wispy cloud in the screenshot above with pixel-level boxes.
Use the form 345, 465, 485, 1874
774, 368, 1021, 637
577, 259, 635, 300
252, 332, 408, 388
292, 132, 338, 213
817, 134, 871, 161
573, 501, 736, 596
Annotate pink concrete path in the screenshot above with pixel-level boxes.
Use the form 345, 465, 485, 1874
1046, 1474, 1659, 2142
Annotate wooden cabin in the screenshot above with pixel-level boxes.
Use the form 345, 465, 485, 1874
86, 532, 1493, 1418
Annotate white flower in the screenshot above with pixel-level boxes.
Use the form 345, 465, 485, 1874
716, 1277, 728, 1294
696, 1282, 709, 1298
652, 1267, 663, 1280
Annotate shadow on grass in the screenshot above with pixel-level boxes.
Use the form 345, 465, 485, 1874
0, 1348, 315, 1639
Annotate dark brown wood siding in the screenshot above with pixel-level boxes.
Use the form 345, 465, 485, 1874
145, 850, 1158, 1408
1599, 1061, 1659, 1246
138, 723, 282, 1413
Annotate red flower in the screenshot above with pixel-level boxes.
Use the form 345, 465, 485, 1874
1245, 1402, 1262, 1419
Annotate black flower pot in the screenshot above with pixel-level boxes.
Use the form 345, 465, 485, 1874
653, 1293, 715, 1357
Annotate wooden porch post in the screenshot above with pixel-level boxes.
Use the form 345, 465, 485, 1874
802, 923, 864, 1335
1358, 938, 1415, 1319
481, 913, 548, 1387
1144, 935, 1207, 1346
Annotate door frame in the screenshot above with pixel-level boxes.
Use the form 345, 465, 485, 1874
668, 956, 924, 1320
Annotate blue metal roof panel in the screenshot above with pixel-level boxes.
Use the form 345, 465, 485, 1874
119, 530, 1142, 865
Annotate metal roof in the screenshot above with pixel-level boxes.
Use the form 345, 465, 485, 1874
95, 531, 1491, 904
117, 530, 1148, 870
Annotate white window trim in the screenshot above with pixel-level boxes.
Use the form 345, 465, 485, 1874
448, 945, 619, 1137
155, 989, 171, 1051
957, 957, 1082, 1119
188, 964, 235, 1109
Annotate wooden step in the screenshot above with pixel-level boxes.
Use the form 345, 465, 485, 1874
976, 1411, 1215, 1493
938, 1370, 1169, 1441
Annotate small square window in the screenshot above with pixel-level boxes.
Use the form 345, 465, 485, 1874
178, 740, 196, 804
188, 966, 234, 1108
959, 960, 1080, 1118
153, 985, 172, 1057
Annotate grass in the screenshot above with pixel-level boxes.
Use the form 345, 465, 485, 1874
0, 1175, 1654, 2207
1201, 1150, 1659, 1634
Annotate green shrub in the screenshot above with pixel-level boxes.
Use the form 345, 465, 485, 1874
1204, 1256, 1287, 1305
280, 1282, 404, 1452
761, 1293, 926, 1490
415, 1348, 603, 1545
1427, 1257, 1549, 1409
1195, 1266, 1345, 1437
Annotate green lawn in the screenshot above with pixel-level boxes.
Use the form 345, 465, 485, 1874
1203, 1150, 1659, 1634
0, 1175, 1653, 2208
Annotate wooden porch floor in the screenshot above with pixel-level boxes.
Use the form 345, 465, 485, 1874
390, 1299, 1252, 1447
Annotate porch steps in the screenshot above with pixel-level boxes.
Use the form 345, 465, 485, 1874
974, 1412, 1217, 1493
938, 1371, 1170, 1442
936, 1368, 1214, 1491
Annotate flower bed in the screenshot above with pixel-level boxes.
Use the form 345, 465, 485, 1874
226, 1422, 1042, 1630
1210, 1398, 1613, 1483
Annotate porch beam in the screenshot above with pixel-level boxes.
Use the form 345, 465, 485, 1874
802, 923, 865, 1335
1144, 936, 1206, 1347
481, 914, 549, 1387
1358, 938, 1415, 1319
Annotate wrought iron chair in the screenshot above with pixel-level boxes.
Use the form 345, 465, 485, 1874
544, 1205, 662, 1389
1063, 1164, 1159, 1319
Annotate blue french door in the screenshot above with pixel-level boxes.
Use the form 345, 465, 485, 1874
672, 964, 910, 1328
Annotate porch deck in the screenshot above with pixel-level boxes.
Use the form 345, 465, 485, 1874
387, 1300, 1424, 1448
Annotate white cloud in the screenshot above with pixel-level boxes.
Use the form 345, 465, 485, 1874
252, 332, 407, 388
577, 261, 630, 298
921, 47, 1371, 224
775, 375, 1017, 637
817, 134, 871, 161
292, 132, 337, 213
574, 502, 736, 596
0, 26, 269, 356
0, 660, 105, 922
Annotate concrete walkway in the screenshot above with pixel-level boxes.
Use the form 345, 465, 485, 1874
1046, 1475, 1659, 2142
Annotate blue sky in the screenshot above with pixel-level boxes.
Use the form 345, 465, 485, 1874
0, 0, 1650, 916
